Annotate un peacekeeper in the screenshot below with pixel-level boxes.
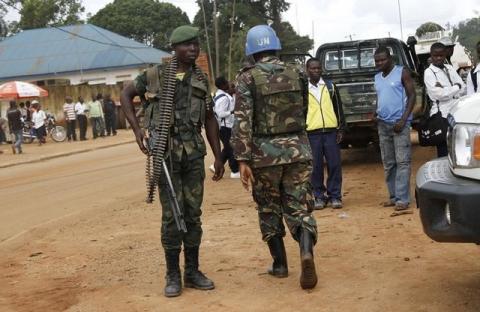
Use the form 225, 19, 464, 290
120, 25, 225, 297
231, 25, 318, 290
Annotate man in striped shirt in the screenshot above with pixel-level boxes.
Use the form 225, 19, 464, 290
63, 96, 77, 141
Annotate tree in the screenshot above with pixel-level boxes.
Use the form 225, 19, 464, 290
415, 22, 444, 38
89, 0, 190, 50
13, 0, 84, 30
0, 3, 7, 38
452, 15, 480, 58
194, 0, 312, 78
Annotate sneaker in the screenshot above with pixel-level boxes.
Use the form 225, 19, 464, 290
331, 199, 343, 209
208, 164, 215, 173
314, 198, 326, 210
230, 172, 241, 179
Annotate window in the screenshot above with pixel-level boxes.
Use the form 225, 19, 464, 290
342, 49, 358, 69
360, 48, 375, 67
325, 51, 339, 70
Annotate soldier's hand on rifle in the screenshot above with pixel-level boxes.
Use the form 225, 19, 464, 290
134, 128, 148, 155
212, 158, 225, 181
239, 161, 255, 191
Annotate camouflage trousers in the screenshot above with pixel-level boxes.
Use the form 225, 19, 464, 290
252, 161, 317, 243
159, 154, 205, 250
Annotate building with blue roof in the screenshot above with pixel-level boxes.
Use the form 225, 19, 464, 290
0, 23, 170, 85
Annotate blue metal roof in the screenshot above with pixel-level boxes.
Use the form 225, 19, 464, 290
0, 24, 171, 80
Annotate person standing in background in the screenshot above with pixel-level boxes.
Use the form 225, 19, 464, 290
374, 46, 416, 212
75, 96, 88, 141
31, 100, 46, 145
63, 96, 77, 142
305, 57, 346, 210
7, 100, 23, 154
424, 42, 465, 157
211, 76, 239, 178
103, 94, 117, 136
88, 94, 105, 139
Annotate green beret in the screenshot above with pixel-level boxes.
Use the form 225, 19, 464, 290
170, 25, 199, 45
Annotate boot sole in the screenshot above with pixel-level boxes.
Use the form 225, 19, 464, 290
164, 290, 182, 297
268, 268, 288, 278
184, 282, 215, 290
300, 253, 317, 289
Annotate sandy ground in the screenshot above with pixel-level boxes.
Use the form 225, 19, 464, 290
1, 132, 480, 312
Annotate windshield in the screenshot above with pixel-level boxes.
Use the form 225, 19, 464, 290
324, 47, 394, 71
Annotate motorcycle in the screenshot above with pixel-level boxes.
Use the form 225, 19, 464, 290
23, 113, 67, 143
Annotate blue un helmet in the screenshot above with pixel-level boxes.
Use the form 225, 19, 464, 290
245, 25, 282, 56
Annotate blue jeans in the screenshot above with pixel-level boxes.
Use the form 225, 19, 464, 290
13, 129, 23, 152
377, 120, 411, 205
307, 130, 342, 200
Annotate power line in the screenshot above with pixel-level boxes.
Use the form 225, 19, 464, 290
0, 0, 155, 50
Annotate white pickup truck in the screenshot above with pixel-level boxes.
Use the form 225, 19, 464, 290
416, 93, 480, 243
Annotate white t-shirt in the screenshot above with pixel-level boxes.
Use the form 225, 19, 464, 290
32, 110, 46, 129
213, 89, 235, 128
75, 102, 87, 115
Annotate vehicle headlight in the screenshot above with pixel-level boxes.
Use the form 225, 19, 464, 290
450, 123, 480, 168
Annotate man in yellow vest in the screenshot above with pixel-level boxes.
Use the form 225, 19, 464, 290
306, 58, 346, 209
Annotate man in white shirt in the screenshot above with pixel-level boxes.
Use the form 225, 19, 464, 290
75, 96, 88, 140
211, 76, 239, 178
466, 41, 480, 96
424, 42, 466, 157
31, 100, 46, 145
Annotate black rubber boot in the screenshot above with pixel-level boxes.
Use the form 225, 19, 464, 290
164, 249, 182, 297
267, 236, 288, 278
184, 247, 215, 290
299, 228, 318, 289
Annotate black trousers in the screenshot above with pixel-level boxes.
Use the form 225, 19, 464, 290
105, 113, 117, 135
66, 120, 77, 141
77, 115, 87, 140
219, 126, 239, 173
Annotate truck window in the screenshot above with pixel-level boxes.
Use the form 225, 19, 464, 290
342, 49, 358, 69
325, 51, 339, 70
324, 47, 394, 71
360, 48, 375, 67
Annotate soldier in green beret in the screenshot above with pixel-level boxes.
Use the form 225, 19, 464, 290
121, 25, 224, 298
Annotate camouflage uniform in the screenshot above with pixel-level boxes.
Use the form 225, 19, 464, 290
134, 64, 211, 250
231, 56, 317, 243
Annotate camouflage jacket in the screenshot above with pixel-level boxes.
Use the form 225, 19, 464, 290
231, 56, 312, 168
134, 63, 213, 162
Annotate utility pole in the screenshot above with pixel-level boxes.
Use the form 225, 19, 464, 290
227, 0, 236, 81
397, 0, 404, 40
345, 34, 356, 41
213, 0, 220, 77
200, 0, 215, 81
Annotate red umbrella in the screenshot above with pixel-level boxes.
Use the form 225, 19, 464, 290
0, 81, 48, 99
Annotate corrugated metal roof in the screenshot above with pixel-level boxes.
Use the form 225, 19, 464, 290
0, 24, 170, 80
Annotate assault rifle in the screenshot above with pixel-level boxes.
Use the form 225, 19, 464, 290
146, 133, 187, 233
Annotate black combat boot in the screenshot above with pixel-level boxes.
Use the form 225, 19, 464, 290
164, 249, 182, 297
299, 228, 318, 289
266, 236, 288, 278
184, 247, 215, 290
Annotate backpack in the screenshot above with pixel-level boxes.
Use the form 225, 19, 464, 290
251, 65, 305, 135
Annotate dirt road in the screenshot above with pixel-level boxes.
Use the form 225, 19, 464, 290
1, 140, 479, 312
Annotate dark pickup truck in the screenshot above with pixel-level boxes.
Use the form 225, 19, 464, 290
315, 37, 426, 147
